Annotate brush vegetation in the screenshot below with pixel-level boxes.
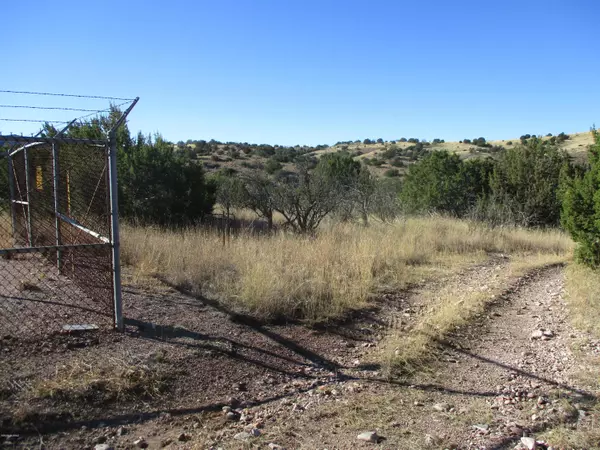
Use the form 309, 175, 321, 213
31, 357, 169, 403
122, 217, 573, 322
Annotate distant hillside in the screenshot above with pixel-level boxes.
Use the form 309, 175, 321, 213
176, 131, 595, 180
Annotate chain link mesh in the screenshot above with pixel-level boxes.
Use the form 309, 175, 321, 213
0, 135, 114, 341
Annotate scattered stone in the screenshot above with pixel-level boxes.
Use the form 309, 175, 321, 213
133, 438, 148, 449
268, 444, 286, 450
160, 439, 173, 448
413, 401, 424, 406
236, 382, 248, 392
472, 424, 489, 432
234, 431, 252, 441
95, 436, 107, 444
94, 445, 114, 450
424, 434, 442, 446
228, 397, 241, 407
432, 403, 449, 412
178, 432, 191, 442
531, 330, 544, 340
250, 428, 261, 437
509, 425, 523, 436
521, 436, 537, 450
116, 427, 128, 437
357, 431, 379, 443
226, 412, 239, 421
543, 330, 554, 337
222, 406, 232, 413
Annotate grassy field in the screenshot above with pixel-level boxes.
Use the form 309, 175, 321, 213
122, 217, 573, 323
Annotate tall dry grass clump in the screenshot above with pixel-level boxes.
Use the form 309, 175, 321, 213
122, 217, 572, 322
564, 263, 600, 338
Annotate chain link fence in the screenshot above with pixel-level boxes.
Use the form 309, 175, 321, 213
0, 135, 120, 341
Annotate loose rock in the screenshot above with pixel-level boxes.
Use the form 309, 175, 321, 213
531, 330, 543, 340
521, 436, 537, 450
234, 431, 252, 441
94, 445, 114, 450
357, 431, 379, 443
133, 438, 148, 449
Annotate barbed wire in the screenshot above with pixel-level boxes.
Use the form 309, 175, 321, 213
0, 90, 135, 101
0, 100, 133, 125
0, 105, 102, 112
0, 118, 69, 123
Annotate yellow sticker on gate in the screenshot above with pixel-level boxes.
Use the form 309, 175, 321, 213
36, 166, 43, 190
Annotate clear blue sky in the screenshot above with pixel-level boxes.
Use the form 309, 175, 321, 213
3, 0, 599, 146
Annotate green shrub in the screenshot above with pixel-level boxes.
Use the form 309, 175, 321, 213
561, 130, 600, 266
489, 140, 570, 227
391, 158, 405, 167
399, 151, 492, 216
384, 168, 400, 177
265, 158, 283, 174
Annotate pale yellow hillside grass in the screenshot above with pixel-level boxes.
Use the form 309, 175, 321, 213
122, 217, 572, 322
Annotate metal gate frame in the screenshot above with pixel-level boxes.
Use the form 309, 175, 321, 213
0, 98, 138, 332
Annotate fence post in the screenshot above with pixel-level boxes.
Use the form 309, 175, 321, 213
23, 148, 33, 246
51, 142, 62, 272
7, 155, 17, 245
108, 134, 123, 331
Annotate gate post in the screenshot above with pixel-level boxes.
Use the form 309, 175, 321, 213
23, 147, 33, 246
108, 133, 123, 331
51, 142, 62, 272
7, 154, 17, 245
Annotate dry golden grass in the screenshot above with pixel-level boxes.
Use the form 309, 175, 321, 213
31, 356, 168, 403
122, 217, 572, 322
564, 263, 600, 338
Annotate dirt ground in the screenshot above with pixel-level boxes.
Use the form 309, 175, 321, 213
1, 260, 598, 449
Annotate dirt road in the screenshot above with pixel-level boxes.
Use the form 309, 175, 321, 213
2, 261, 598, 449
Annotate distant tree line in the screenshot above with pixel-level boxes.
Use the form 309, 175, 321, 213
29, 111, 600, 270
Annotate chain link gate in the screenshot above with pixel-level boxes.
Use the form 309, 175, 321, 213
0, 130, 125, 341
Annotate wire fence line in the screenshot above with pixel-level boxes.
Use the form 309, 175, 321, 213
0, 96, 138, 341
0, 100, 134, 127
0, 90, 135, 101
0, 135, 115, 340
